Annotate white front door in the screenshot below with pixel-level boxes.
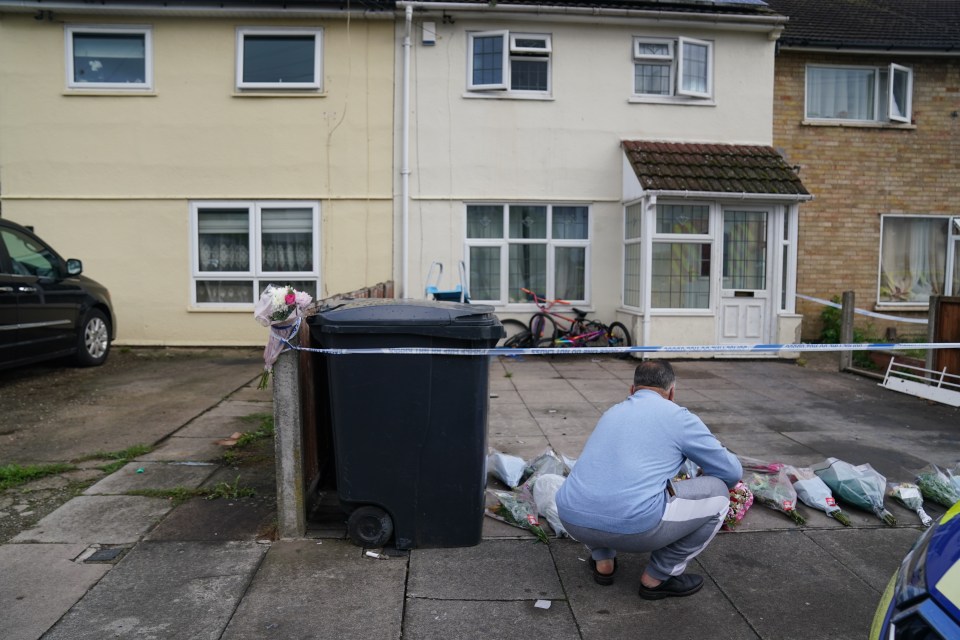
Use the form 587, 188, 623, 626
719, 208, 772, 345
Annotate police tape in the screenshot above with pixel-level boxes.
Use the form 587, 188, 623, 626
796, 294, 928, 324
274, 337, 960, 357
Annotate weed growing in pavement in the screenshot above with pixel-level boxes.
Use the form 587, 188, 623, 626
223, 414, 275, 466
77, 444, 154, 474
504, 371, 513, 378
127, 476, 255, 505
0, 463, 77, 491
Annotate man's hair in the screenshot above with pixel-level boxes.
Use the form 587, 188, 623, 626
634, 360, 676, 391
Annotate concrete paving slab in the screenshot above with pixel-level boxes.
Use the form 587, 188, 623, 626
12, 495, 172, 544
42, 541, 266, 640
224, 386, 273, 403
698, 530, 881, 639
407, 539, 564, 600
717, 431, 824, 460
532, 411, 601, 437
550, 540, 759, 640
176, 414, 257, 438
804, 527, 923, 592
488, 405, 542, 436
221, 540, 406, 640
137, 436, 228, 463
201, 400, 273, 419
145, 496, 276, 542
403, 598, 581, 640
488, 435, 551, 460
0, 543, 111, 640
83, 461, 217, 495
488, 388, 523, 403
546, 434, 589, 458
481, 513, 541, 540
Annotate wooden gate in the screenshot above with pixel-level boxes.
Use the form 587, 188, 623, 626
931, 296, 960, 377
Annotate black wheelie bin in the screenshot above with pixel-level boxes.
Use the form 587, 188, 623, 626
307, 299, 503, 549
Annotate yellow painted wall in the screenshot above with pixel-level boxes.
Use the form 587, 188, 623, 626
0, 12, 395, 345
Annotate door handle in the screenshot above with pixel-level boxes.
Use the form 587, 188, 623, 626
0, 286, 13, 293
17, 286, 37, 293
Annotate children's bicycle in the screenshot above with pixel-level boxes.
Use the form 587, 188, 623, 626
520, 288, 632, 349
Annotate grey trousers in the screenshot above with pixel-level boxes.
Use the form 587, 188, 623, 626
560, 475, 729, 581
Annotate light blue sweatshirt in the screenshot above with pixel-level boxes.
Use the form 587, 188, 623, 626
555, 389, 742, 534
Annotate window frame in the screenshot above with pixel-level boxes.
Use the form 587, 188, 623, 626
632, 35, 713, 101
876, 214, 950, 307
235, 27, 323, 91
805, 63, 914, 124
65, 24, 153, 91
464, 203, 590, 306
467, 30, 552, 95
189, 200, 321, 308
650, 203, 714, 311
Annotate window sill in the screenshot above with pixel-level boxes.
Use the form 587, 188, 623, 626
232, 91, 326, 98
63, 90, 157, 97
628, 96, 715, 107
462, 92, 554, 101
801, 119, 916, 130
874, 304, 928, 312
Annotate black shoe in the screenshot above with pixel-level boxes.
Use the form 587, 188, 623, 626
590, 557, 617, 586
637, 573, 704, 600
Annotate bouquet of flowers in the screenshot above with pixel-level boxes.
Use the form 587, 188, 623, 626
785, 465, 851, 526
722, 481, 754, 530
744, 469, 806, 525
485, 488, 549, 543
812, 458, 897, 526
888, 482, 934, 527
253, 285, 313, 389
737, 455, 785, 475
914, 464, 960, 508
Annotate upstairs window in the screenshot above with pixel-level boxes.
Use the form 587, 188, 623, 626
467, 31, 551, 93
66, 25, 152, 90
633, 36, 712, 99
236, 28, 322, 90
806, 64, 913, 123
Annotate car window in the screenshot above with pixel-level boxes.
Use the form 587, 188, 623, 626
0, 229, 59, 278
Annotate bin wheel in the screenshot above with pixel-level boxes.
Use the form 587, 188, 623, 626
347, 506, 394, 547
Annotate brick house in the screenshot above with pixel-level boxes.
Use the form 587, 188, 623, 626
766, 0, 960, 341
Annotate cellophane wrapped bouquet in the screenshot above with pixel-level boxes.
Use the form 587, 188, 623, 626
744, 468, 806, 526
785, 465, 851, 526
812, 458, 896, 526
887, 482, 934, 527
723, 481, 754, 530
914, 464, 960, 508
253, 285, 313, 389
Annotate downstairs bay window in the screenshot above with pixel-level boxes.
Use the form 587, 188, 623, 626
466, 203, 589, 304
190, 201, 319, 306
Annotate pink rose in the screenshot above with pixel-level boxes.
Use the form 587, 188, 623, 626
284, 292, 296, 305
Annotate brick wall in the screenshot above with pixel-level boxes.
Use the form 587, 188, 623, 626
774, 51, 960, 340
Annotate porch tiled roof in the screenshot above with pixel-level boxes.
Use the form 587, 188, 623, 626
765, 0, 960, 52
622, 141, 810, 196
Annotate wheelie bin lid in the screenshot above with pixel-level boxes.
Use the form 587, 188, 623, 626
308, 298, 504, 340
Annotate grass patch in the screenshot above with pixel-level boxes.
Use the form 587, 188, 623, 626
223, 414, 274, 465
0, 463, 77, 491
76, 444, 154, 474
126, 476, 255, 506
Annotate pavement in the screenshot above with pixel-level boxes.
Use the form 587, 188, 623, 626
2, 352, 959, 640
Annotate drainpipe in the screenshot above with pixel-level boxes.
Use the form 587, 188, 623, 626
401, 4, 413, 298
642, 194, 656, 353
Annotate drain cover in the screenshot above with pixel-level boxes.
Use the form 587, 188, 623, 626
84, 547, 125, 563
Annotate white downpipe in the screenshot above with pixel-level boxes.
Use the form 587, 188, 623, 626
401, 4, 412, 298
642, 195, 656, 353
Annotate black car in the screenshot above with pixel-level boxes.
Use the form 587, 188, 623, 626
0, 218, 115, 370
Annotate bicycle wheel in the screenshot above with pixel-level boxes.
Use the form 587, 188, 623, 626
503, 329, 534, 348
581, 321, 610, 347
528, 313, 558, 341
607, 321, 633, 350
499, 318, 529, 347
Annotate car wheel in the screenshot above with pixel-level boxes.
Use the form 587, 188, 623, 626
76, 309, 110, 367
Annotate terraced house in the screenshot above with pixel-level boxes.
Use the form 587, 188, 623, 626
766, 0, 960, 341
1, 0, 813, 352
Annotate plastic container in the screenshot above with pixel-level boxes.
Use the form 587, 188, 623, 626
307, 299, 503, 549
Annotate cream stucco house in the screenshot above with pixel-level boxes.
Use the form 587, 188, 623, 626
396, 0, 811, 353
0, 1, 395, 346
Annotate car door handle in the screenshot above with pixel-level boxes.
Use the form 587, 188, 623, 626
17, 286, 37, 293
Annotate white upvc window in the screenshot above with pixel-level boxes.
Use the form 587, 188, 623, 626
633, 36, 712, 99
878, 215, 954, 305
623, 202, 644, 309
806, 63, 913, 123
651, 203, 713, 310
236, 27, 323, 90
190, 201, 320, 307
467, 31, 552, 93
465, 204, 589, 305
65, 25, 153, 90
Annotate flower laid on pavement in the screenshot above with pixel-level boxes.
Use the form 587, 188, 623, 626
485, 488, 549, 543
722, 481, 754, 530
785, 466, 851, 526
812, 458, 897, 526
745, 469, 806, 526
253, 285, 313, 389
737, 455, 785, 475
887, 482, 934, 527
914, 464, 960, 508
